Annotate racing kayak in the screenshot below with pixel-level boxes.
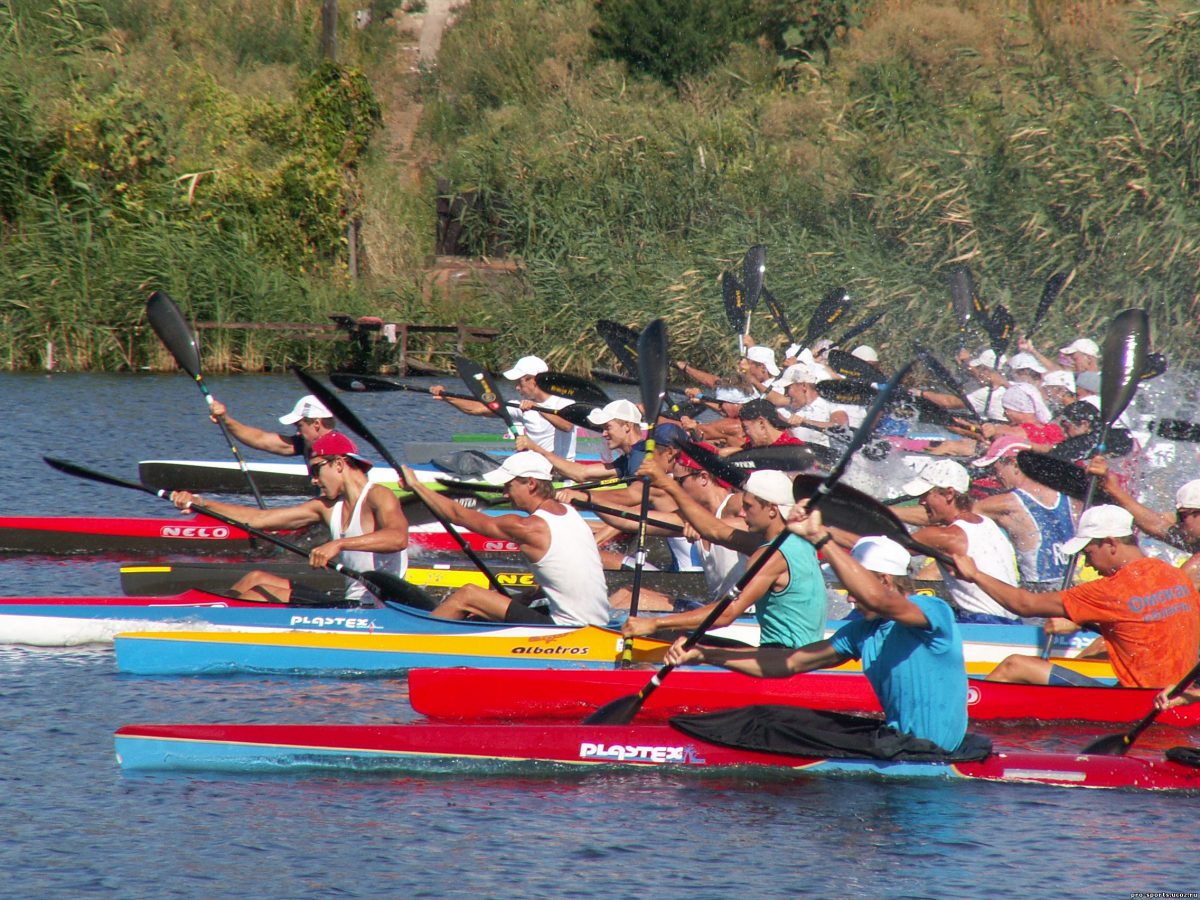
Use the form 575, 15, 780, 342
407, 667, 1200, 727
111, 622, 1115, 679
116, 559, 708, 599
112, 720, 1200, 791
0, 590, 578, 647
0, 513, 285, 555
113, 625, 671, 675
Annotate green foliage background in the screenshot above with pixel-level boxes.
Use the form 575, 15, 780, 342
0, 0, 1198, 373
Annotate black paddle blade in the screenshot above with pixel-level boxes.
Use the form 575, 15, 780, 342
551, 402, 598, 430
988, 304, 1015, 360
949, 265, 976, 328
584, 691, 647, 725
674, 438, 750, 489
721, 271, 747, 336
454, 354, 518, 433
1141, 351, 1167, 381
536, 372, 610, 406
761, 286, 796, 345
1080, 732, 1134, 756
591, 366, 638, 386
1016, 450, 1113, 503
914, 343, 979, 420
815, 378, 878, 405
803, 287, 851, 348
637, 319, 669, 428
728, 444, 829, 472
44, 456, 156, 497
741, 244, 766, 313
1156, 418, 1200, 443
827, 348, 886, 382
1084, 658, 1200, 755
1100, 309, 1149, 425
146, 291, 203, 379
595, 320, 641, 376
366, 572, 438, 611
329, 372, 405, 392
833, 310, 885, 348
1029, 271, 1069, 336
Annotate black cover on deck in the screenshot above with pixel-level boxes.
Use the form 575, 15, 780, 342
670, 704, 992, 762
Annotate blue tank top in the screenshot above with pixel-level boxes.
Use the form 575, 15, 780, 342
757, 534, 826, 648
1013, 488, 1075, 585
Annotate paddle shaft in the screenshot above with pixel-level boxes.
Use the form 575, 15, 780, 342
42, 457, 416, 603
456, 355, 521, 439
572, 498, 683, 534
1086, 658, 1200, 756
295, 367, 516, 598
146, 292, 267, 509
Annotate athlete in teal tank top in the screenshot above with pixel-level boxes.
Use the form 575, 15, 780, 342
757, 533, 827, 647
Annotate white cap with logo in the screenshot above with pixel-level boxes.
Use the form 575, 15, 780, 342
1060, 505, 1134, 555
902, 460, 971, 496
279, 395, 333, 425
502, 355, 549, 380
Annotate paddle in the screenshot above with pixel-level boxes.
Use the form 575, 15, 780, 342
1043, 309, 1148, 656
591, 366, 637, 387
722, 271, 748, 355
294, 367, 517, 599
913, 343, 981, 421
572, 498, 684, 534
436, 473, 637, 496
454, 355, 521, 439
146, 291, 266, 509
536, 372, 611, 407
827, 349, 886, 382
585, 360, 914, 724
42, 456, 435, 610
1141, 351, 1167, 382
596, 320, 641, 376
1016, 450, 1114, 503
1082, 658, 1200, 756
832, 310, 885, 349
761, 287, 796, 346
1027, 271, 1071, 337
624, 318, 670, 639
949, 265, 976, 348
741, 245, 766, 312
802, 286, 852, 349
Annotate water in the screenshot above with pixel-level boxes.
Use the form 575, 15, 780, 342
4, 372, 1200, 898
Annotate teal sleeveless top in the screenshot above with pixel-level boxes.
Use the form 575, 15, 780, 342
756, 533, 826, 648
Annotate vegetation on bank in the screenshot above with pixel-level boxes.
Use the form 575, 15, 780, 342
1, 1, 1198, 374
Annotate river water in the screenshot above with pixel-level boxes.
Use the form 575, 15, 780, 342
3, 372, 1200, 898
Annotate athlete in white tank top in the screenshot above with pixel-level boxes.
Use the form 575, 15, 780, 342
330, 485, 408, 603
529, 506, 610, 626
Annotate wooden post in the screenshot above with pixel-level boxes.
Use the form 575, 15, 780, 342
321, 0, 338, 61
399, 324, 410, 375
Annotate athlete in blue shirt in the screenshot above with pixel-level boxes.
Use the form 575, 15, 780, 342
664, 508, 968, 752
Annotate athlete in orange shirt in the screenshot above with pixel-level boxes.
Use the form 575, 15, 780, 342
951, 505, 1200, 687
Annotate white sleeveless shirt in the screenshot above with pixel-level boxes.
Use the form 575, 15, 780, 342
528, 505, 610, 626
330, 485, 408, 603
935, 514, 1020, 619
698, 493, 747, 594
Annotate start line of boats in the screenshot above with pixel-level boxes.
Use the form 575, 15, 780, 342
14, 437, 1200, 792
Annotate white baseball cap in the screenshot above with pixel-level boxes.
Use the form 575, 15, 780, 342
714, 385, 756, 404
1042, 370, 1076, 391
279, 395, 333, 425
967, 349, 1008, 369
502, 355, 549, 380
1176, 480, 1200, 510
1060, 338, 1100, 357
1008, 352, 1047, 374
902, 459, 971, 496
586, 398, 645, 427
784, 343, 803, 360
745, 346, 781, 376
775, 363, 821, 388
851, 536, 911, 576
744, 469, 795, 515
482, 450, 554, 484
851, 345, 879, 364
1060, 505, 1134, 555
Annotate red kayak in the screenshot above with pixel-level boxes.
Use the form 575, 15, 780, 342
407, 667, 1200, 727
0, 513, 273, 554
113, 720, 1200, 791
0, 513, 514, 556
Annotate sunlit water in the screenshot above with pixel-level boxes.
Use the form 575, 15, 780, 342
4, 372, 1200, 898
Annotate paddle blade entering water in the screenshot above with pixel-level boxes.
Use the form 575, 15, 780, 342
583, 690, 649, 725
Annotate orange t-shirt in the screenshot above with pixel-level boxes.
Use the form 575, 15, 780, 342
1062, 557, 1200, 687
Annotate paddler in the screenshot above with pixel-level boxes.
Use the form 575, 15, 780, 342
665, 519, 969, 753
516, 398, 643, 483
621, 467, 826, 648
400, 451, 610, 626
170, 432, 409, 606
717, 398, 805, 457
205, 394, 336, 459
892, 459, 1023, 624
970, 436, 1078, 592
952, 504, 1200, 687
431, 354, 578, 460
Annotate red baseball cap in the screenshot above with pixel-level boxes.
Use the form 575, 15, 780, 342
310, 432, 373, 470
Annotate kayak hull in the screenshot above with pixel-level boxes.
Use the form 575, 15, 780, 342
0, 513, 267, 555
111, 623, 1115, 679
408, 667, 1200, 727
113, 626, 669, 675
112, 721, 1200, 791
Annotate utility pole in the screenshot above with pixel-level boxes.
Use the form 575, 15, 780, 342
321, 0, 337, 60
